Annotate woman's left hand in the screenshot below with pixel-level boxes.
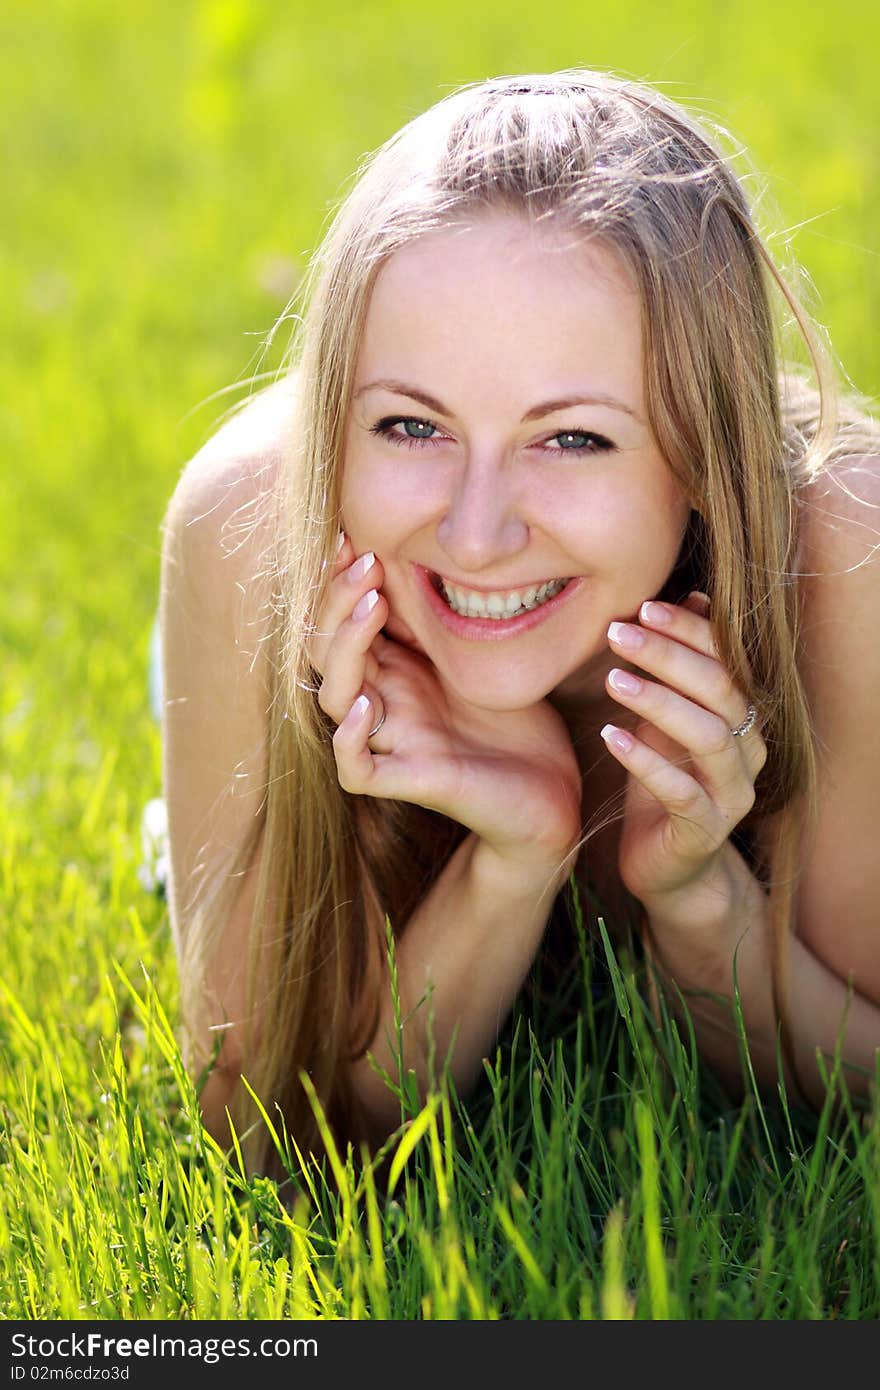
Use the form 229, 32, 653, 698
601, 592, 768, 914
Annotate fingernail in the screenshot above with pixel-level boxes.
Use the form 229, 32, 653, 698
601, 723, 634, 753
607, 621, 645, 650
687, 590, 711, 612
351, 693, 371, 721
608, 667, 643, 695
640, 600, 671, 626
335, 530, 346, 554
353, 588, 379, 621
348, 551, 375, 582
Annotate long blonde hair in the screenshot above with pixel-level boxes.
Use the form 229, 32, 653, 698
178, 69, 878, 1175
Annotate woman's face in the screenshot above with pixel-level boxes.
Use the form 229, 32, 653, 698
341, 213, 692, 713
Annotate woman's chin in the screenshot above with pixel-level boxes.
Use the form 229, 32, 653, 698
434, 668, 554, 714
385, 616, 557, 705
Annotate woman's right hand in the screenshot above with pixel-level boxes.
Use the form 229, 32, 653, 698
309, 538, 583, 889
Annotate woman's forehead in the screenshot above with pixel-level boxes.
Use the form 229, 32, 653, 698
354, 215, 644, 405
369, 212, 635, 298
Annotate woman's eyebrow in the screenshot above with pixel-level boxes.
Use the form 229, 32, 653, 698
353, 378, 644, 424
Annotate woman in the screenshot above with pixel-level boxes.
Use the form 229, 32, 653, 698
159, 69, 880, 1175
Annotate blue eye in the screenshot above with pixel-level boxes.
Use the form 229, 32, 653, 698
370, 416, 440, 448
400, 419, 436, 439
548, 431, 614, 454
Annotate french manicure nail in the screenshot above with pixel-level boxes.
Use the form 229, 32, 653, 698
335, 530, 346, 554
601, 723, 634, 753
640, 600, 671, 626
609, 667, 643, 695
353, 589, 379, 621
607, 621, 645, 649
348, 551, 375, 582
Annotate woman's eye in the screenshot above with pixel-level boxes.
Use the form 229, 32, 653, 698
547, 430, 615, 454
370, 416, 440, 447
399, 419, 437, 440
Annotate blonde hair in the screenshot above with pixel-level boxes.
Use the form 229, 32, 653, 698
178, 69, 879, 1175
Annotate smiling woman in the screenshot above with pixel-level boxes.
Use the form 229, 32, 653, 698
158, 69, 880, 1177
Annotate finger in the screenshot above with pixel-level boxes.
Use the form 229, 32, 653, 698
605, 667, 759, 821
608, 608, 766, 782
309, 548, 387, 675
332, 698, 453, 807
364, 698, 390, 752
599, 722, 731, 858
681, 589, 711, 618
608, 614, 757, 739
317, 529, 356, 597
624, 600, 721, 663
330, 528, 352, 575
317, 586, 389, 724
333, 693, 380, 794
638, 593, 756, 715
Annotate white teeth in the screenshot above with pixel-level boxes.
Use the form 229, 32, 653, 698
439, 577, 568, 619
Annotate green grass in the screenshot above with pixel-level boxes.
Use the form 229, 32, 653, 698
3, 896, 879, 1319
2, 0, 879, 1320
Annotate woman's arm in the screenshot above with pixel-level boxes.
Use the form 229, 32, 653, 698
644, 843, 880, 1106
160, 388, 291, 1141
349, 836, 570, 1134
645, 456, 880, 1104
777, 457, 880, 1001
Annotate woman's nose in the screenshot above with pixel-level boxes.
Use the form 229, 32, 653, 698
435, 457, 529, 573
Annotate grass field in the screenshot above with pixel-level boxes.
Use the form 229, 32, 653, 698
2, 0, 879, 1320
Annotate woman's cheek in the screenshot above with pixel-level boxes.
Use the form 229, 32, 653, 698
341, 456, 440, 548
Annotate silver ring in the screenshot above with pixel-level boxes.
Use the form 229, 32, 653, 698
367, 710, 386, 741
731, 703, 758, 738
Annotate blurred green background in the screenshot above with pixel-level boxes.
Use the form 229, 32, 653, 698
1, 0, 877, 971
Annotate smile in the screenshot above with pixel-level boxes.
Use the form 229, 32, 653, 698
412, 566, 582, 641
438, 577, 570, 619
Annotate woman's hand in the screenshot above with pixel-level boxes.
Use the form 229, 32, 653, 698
309, 537, 583, 888
600, 592, 768, 916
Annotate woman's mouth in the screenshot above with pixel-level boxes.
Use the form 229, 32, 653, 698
438, 576, 569, 619
413, 566, 580, 640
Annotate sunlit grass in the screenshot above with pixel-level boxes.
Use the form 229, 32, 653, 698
2, 0, 879, 1320
3, 891, 879, 1318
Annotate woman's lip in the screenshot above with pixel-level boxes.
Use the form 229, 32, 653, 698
413, 564, 583, 640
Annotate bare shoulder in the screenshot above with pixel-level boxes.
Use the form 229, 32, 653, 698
162, 376, 297, 624
197, 372, 298, 459
797, 452, 880, 570
783, 454, 880, 999
166, 374, 297, 525
159, 378, 297, 984
795, 454, 880, 702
